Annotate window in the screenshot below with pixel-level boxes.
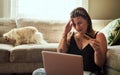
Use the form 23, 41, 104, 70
11, 0, 88, 21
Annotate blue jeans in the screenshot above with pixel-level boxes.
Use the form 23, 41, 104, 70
32, 68, 46, 75
32, 68, 101, 75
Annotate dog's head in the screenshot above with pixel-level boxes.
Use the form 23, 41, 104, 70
3, 33, 11, 42
3, 29, 16, 43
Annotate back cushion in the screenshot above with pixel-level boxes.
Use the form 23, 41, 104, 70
16, 18, 66, 43
92, 20, 112, 31
0, 18, 16, 36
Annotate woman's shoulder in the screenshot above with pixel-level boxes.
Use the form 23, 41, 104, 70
96, 31, 105, 36
95, 31, 106, 40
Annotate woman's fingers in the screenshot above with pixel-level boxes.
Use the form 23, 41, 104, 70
90, 39, 100, 51
64, 19, 72, 34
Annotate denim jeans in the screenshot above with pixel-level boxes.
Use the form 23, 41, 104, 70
32, 68, 46, 75
32, 68, 101, 75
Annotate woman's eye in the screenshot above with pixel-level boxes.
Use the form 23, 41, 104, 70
78, 22, 82, 25
78, 23, 83, 26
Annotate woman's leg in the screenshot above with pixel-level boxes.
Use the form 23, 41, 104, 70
32, 68, 46, 75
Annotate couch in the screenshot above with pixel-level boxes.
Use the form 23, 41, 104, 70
0, 18, 120, 75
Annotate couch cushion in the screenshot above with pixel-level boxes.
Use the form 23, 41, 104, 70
107, 68, 120, 75
0, 44, 13, 63
10, 43, 58, 63
16, 18, 66, 43
107, 45, 120, 71
0, 63, 43, 73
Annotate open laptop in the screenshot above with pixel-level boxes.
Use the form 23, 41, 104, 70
42, 51, 83, 75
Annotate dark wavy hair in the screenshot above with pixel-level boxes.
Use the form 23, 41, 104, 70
70, 7, 93, 34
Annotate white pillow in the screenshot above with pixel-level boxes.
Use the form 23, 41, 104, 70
100, 18, 120, 46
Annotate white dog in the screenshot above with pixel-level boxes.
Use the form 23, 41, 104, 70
3, 26, 47, 46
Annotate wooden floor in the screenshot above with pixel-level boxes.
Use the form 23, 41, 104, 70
0, 73, 32, 75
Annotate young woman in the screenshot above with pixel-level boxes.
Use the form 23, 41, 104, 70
57, 7, 107, 75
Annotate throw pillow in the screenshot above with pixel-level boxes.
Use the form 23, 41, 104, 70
100, 18, 120, 46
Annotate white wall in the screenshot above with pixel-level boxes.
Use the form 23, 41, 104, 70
3, 0, 11, 18
0, 0, 11, 18
89, 0, 120, 19
0, 0, 3, 17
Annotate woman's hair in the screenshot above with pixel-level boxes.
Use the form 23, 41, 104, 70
70, 7, 94, 34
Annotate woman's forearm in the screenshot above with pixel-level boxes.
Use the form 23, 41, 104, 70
94, 50, 105, 67
57, 33, 68, 53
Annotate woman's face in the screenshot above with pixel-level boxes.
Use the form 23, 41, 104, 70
72, 17, 88, 34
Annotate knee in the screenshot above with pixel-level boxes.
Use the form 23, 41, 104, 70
32, 68, 46, 75
32, 68, 41, 75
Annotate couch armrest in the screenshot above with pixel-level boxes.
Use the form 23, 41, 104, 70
106, 45, 120, 71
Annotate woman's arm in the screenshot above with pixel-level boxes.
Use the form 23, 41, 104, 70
57, 20, 72, 53
90, 32, 107, 67
57, 33, 68, 53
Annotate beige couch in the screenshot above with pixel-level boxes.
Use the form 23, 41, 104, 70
0, 18, 120, 75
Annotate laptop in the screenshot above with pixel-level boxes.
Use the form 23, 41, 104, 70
42, 51, 83, 75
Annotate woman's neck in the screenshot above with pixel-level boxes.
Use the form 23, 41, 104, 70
75, 32, 84, 39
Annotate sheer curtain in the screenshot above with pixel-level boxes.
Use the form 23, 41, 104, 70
11, 0, 88, 21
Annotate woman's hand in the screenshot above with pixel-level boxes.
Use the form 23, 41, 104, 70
89, 39, 101, 52
63, 20, 72, 36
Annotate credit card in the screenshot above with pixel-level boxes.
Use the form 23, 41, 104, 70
84, 33, 94, 39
